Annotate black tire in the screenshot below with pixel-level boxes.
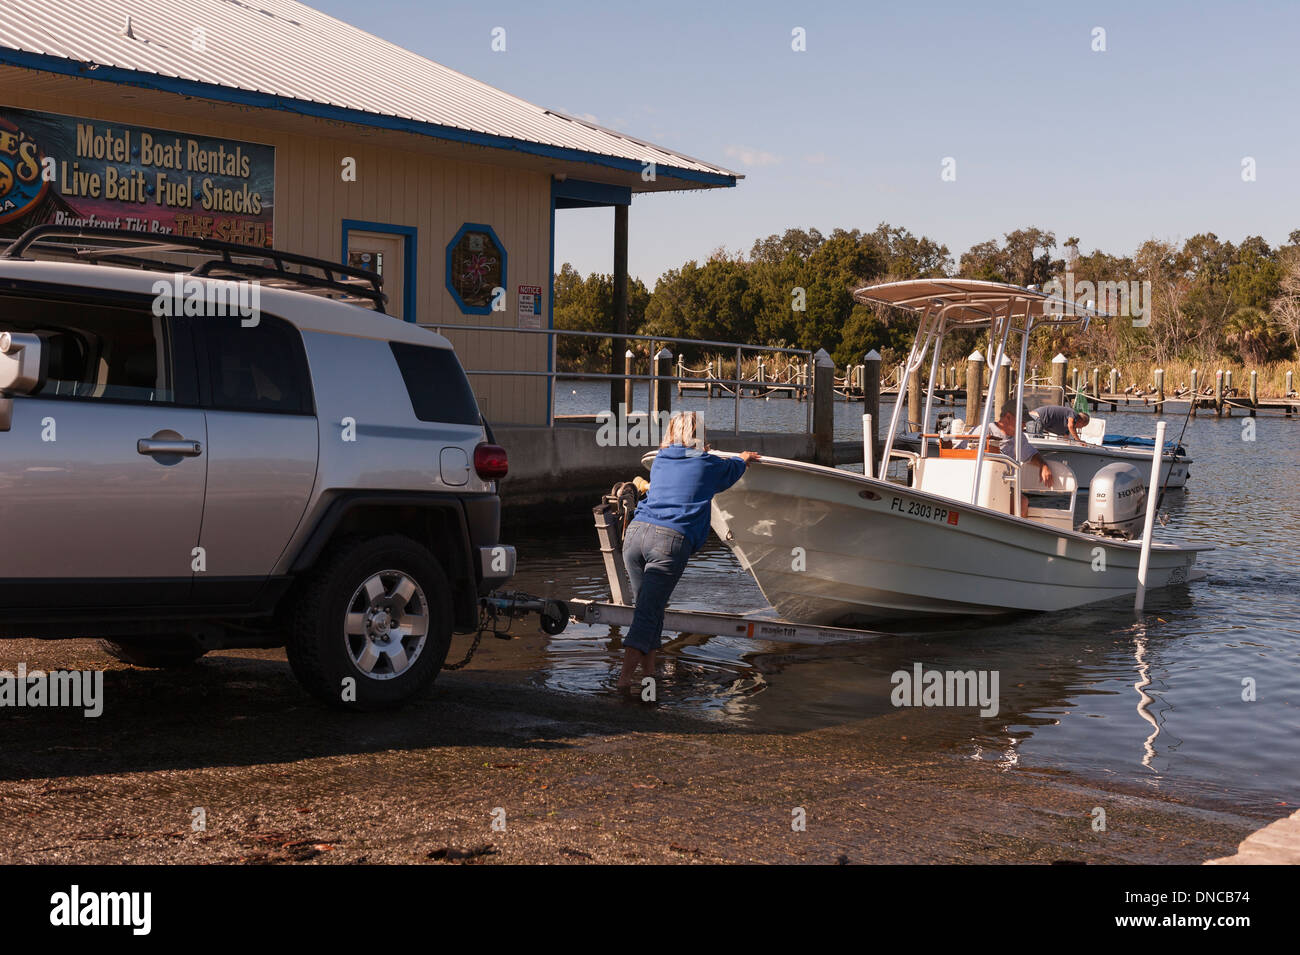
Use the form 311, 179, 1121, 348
98, 636, 207, 668
286, 534, 453, 709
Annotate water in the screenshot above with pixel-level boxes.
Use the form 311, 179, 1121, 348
522, 381, 1300, 811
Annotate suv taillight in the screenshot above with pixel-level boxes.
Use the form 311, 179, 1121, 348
474, 442, 508, 480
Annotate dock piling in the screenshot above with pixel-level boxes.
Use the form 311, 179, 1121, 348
906, 366, 922, 431
966, 350, 985, 427
652, 347, 672, 421
1051, 353, 1067, 405
863, 349, 881, 462
813, 349, 835, 465
993, 353, 1011, 420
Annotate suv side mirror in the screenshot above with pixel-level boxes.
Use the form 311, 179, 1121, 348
0, 331, 45, 432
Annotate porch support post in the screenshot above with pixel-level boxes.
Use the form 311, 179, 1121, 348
611, 203, 629, 414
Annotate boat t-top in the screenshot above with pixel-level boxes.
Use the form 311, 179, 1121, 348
706, 279, 1209, 626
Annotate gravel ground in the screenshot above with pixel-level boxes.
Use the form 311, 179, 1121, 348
0, 638, 1271, 865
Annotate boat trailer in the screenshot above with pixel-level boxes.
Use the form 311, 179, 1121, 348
475, 484, 885, 650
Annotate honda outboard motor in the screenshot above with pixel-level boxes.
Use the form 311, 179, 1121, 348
1082, 462, 1147, 538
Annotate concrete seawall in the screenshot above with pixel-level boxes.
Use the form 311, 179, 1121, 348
494, 424, 820, 529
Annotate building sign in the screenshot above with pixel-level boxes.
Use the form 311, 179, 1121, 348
517, 284, 543, 329
445, 223, 505, 314
0, 106, 275, 247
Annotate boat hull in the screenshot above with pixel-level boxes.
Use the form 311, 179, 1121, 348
1030, 438, 1190, 489
709, 457, 1206, 627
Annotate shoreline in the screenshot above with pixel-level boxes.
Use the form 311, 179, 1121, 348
0, 641, 1276, 865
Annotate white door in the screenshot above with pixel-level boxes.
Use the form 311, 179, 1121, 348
347, 231, 405, 320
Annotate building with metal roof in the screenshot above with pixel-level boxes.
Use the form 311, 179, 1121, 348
0, 0, 739, 424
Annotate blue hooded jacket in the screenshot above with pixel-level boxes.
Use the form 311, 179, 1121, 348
635, 446, 748, 552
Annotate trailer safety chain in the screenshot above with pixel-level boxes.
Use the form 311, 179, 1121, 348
444, 591, 570, 670
443, 599, 518, 671
442, 627, 485, 671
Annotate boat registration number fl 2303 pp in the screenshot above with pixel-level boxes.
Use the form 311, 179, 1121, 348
890, 496, 960, 526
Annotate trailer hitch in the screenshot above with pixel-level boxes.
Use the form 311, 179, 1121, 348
445, 591, 571, 671
481, 591, 570, 636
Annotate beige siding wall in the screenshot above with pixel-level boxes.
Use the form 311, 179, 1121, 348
8, 88, 552, 424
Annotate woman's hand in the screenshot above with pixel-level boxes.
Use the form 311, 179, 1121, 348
739, 451, 762, 465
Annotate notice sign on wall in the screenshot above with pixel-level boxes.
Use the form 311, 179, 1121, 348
0, 106, 275, 247
517, 284, 543, 329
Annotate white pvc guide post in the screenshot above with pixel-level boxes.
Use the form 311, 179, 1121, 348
1134, 420, 1167, 612
862, 413, 874, 476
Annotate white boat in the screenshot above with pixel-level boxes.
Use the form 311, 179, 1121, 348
1027, 429, 1190, 490
705, 279, 1209, 626
897, 423, 1192, 490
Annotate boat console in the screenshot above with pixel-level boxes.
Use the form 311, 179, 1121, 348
912, 439, 1078, 528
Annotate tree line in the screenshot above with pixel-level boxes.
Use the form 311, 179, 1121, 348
553, 224, 1300, 373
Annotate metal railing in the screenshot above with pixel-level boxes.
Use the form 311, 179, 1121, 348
423, 323, 815, 434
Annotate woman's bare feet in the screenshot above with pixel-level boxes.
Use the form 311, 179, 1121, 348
617, 648, 657, 693
617, 648, 645, 690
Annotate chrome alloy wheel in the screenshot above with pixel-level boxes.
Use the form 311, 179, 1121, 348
343, 569, 430, 680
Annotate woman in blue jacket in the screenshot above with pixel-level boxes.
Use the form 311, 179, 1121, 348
618, 411, 760, 691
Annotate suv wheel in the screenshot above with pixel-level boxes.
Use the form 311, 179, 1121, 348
98, 636, 207, 668
287, 535, 453, 709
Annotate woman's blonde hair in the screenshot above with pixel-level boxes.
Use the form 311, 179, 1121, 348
660, 410, 707, 451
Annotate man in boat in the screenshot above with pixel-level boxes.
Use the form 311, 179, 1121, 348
995, 407, 1057, 515
618, 412, 761, 692
962, 408, 1055, 516
1027, 403, 1089, 440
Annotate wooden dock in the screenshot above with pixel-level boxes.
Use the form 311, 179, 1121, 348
1091, 393, 1299, 416
679, 380, 802, 398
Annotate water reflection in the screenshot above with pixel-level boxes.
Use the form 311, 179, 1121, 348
1133, 629, 1160, 770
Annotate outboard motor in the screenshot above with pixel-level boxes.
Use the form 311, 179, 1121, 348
1082, 462, 1147, 538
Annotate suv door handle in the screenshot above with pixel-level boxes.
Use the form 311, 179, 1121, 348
138, 438, 203, 457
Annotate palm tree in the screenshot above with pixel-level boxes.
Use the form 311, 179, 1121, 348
1224, 306, 1284, 365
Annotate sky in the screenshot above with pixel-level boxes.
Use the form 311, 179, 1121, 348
310, 0, 1300, 285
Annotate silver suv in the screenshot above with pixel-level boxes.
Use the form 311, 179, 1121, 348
0, 226, 515, 708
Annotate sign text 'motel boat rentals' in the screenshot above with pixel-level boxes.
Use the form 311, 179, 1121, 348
0, 106, 275, 247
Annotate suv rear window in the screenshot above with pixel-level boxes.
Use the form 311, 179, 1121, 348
389, 342, 481, 425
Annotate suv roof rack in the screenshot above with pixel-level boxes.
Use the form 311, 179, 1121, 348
1, 225, 389, 312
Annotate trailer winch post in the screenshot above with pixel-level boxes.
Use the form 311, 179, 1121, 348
593, 503, 632, 606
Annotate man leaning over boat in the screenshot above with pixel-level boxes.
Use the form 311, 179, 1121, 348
958, 407, 1055, 516
1027, 403, 1089, 440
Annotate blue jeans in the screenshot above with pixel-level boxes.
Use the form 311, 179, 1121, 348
621, 520, 690, 653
